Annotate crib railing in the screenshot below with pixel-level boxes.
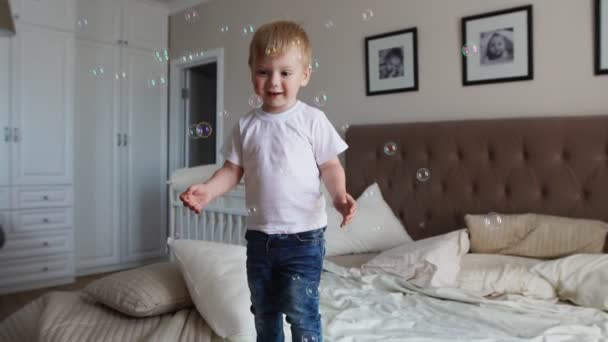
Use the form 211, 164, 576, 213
169, 183, 248, 246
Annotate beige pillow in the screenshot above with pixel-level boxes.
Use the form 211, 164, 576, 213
465, 213, 608, 258
83, 262, 192, 317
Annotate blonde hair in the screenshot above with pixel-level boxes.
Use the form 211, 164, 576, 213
248, 21, 312, 68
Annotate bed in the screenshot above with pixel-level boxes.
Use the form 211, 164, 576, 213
1, 114, 608, 342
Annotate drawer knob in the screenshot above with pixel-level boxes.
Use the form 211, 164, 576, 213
42, 266, 49, 272
43, 241, 49, 247
43, 218, 49, 223
42, 195, 49, 201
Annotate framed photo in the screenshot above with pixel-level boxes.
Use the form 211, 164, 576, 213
462, 5, 533, 86
365, 27, 418, 95
596, 0, 608, 74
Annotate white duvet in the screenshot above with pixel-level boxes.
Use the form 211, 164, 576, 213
319, 261, 608, 342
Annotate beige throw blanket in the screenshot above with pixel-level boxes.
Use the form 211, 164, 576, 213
0, 291, 217, 342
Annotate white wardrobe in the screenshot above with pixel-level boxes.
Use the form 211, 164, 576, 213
72, 0, 169, 276
0, 0, 169, 294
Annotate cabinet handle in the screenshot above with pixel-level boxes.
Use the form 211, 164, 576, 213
42, 266, 49, 272
13, 128, 19, 142
42, 218, 49, 223
42, 195, 49, 201
43, 241, 49, 247
123, 134, 128, 147
117, 133, 122, 146
3, 127, 10, 142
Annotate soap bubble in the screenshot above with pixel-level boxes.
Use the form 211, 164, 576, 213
155, 49, 169, 63
483, 212, 504, 230
362, 9, 374, 21
249, 94, 263, 108
184, 9, 199, 24
146, 77, 158, 88
76, 18, 89, 31
219, 25, 229, 33
242, 25, 255, 36
265, 45, 278, 56
89, 66, 104, 78
312, 91, 328, 107
340, 124, 350, 134
383, 142, 398, 156
462, 44, 480, 57
218, 110, 230, 118
302, 333, 319, 342
324, 20, 335, 29
311, 58, 320, 71
305, 286, 319, 298
247, 207, 257, 215
196, 122, 213, 138
416, 168, 431, 182
188, 124, 200, 139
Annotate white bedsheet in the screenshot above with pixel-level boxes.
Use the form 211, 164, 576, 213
320, 261, 608, 342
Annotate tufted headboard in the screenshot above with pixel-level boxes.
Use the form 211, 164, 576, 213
345, 115, 608, 250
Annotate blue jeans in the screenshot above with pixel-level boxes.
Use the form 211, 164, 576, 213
245, 227, 326, 342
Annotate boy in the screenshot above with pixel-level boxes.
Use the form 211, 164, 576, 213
180, 21, 356, 342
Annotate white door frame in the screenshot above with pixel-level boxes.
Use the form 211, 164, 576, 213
169, 48, 224, 175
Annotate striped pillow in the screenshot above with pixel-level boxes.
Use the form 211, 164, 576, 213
83, 262, 192, 317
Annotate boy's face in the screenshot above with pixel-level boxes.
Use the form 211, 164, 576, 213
251, 46, 311, 113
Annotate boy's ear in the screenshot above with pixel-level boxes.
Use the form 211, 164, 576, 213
300, 64, 312, 87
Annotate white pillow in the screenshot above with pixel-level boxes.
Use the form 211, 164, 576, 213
167, 238, 256, 339
324, 182, 412, 256
457, 262, 555, 299
532, 254, 608, 311
361, 229, 470, 288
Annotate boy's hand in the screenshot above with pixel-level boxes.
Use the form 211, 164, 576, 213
333, 192, 357, 228
179, 184, 213, 214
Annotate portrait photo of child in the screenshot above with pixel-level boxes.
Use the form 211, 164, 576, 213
480, 28, 514, 65
378, 47, 405, 79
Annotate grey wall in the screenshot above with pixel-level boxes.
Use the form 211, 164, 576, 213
170, 0, 608, 139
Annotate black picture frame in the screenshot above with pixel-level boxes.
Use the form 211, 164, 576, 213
596, 0, 608, 75
365, 27, 419, 96
461, 5, 533, 86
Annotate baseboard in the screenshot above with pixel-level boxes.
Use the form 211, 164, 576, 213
0, 276, 75, 295
75, 257, 169, 277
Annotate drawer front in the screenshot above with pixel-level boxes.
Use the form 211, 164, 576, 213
0, 254, 74, 288
13, 186, 73, 209
10, 208, 73, 233
0, 231, 73, 260
0, 188, 9, 210
0, 211, 8, 230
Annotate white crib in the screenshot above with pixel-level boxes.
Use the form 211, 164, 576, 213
168, 166, 248, 247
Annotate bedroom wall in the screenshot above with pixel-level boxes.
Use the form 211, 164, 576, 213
169, 0, 608, 137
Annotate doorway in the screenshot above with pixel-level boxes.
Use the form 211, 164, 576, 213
169, 48, 224, 174
184, 62, 217, 167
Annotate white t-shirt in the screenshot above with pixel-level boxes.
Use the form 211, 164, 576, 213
222, 100, 348, 234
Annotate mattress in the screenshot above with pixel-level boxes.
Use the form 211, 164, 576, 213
2, 259, 608, 342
